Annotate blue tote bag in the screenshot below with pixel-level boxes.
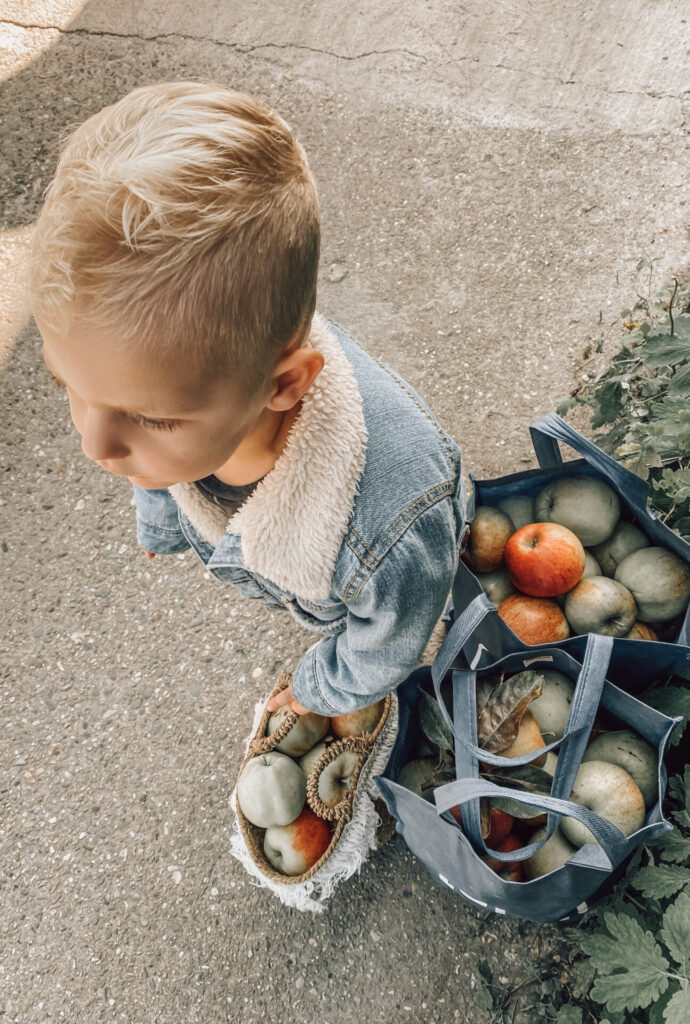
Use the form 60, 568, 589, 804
374, 605, 680, 923
453, 412, 690, 691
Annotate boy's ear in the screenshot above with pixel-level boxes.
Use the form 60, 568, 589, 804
265, 346, 325, 411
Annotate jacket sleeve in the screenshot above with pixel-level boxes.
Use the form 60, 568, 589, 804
290, 496, 460, 715
132, 486, 190, 554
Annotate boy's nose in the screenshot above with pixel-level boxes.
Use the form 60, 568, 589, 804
80, 410, 130, 463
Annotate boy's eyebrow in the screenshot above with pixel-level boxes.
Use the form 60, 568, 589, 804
40, 351, 183, 420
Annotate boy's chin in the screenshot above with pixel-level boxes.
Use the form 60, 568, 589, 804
126, 474, 176, 489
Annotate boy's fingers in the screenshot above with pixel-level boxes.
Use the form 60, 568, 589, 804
291, 699, 311, 716
144, 551, 156, 560
265, 688, 293, 713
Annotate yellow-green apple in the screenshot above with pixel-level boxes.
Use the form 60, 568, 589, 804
524, 826, 577, 878
614, 547, 690, 622
582, 730, 658, 808
398, 757, 440, 803
504, 522, 585, 597
465, 506, 514, 573
267, 707, 330, 757
476, 567, 516, 606
528, 671, 575, 741
331, 699, 385, 738
500, 708, 547, 766
535, 476, 620, 546
498, 495, 536, 531
561, 761, 645, 846
498, 862, 525, 882
564, 576, 636, 637
237, 752, 307, 827
298, 741, 329, 777
317, 750, 362, 808
263, 807, 332, 875
625, 620, 658, 641
590, 521, 649, 577
497, 594, 570, 645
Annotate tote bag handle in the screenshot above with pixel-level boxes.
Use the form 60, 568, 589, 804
434, 776, 630, 869
529, 412, 651, 512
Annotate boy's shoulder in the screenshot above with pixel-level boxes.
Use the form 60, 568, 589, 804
323, 317, 464, 582
326, 317, 461, 512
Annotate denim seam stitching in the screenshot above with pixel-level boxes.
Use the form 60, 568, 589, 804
309, 649, 339, 714
343, 482, 454, 601
138, 519, 185, 536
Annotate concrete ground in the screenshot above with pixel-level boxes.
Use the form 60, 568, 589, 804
1, 3, 689, 1022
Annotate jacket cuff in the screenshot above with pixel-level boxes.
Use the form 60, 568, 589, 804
136, 520, 191, 555
291, 645, 341, 716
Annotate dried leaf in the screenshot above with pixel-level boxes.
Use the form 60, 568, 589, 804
487, 764, 555, 796
476, 670, 544, 753
417, 688, 454, 755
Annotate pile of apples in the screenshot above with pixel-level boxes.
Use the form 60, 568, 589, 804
399, 670, 658, 881
464, 475, 690, 644
235, 699, 385, 876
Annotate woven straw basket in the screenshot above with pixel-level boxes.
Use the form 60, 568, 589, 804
229, 673, 399, 912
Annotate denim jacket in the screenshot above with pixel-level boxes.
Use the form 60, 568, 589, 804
133, 314, 468, 714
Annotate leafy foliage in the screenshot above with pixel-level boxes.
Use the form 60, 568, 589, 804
557, 279, 690, 543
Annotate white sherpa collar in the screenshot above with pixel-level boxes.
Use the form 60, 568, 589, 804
168, 314, 368, 601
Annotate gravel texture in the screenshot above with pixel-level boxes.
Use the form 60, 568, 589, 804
1, 3, 689, 1022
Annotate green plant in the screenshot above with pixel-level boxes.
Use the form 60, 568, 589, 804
557, 276, 690, 543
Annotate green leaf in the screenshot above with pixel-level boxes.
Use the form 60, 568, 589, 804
660, 892, 690, 973
668, 767, 690, 810
475, 988, 494, 1011
642, 333, 690, 370
580, 912, 670, 1012
649, 986, 677, 1024
554, 1007, 582, 1024
557, 397, 578, 417
664, 986, 690, 1024
631, 865, 690, 899
655, 830, 690, 864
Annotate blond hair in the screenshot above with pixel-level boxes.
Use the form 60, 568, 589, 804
29, 81, 320, 394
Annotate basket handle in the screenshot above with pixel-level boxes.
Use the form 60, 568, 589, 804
529, 412, 651, 512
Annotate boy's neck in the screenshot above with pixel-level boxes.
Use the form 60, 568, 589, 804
212, 401, 302, 486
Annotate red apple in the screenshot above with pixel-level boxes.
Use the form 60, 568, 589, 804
331, 699, 385, 738
497, 594, 570, 645
263, 807, 332, 875
481, 833, 523, 873
446, 804, 514, 844
465, 506, 514, 573
504, 522, 586, 597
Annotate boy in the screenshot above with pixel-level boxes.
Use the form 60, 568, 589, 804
29, 81, 467, 718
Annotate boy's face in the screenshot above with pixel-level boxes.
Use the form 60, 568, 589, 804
37, 318, 269, 489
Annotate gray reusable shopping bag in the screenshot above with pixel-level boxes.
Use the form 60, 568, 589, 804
452, 412, 690, 691
374, 605, 681, 922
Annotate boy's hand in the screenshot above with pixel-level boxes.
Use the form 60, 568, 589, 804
144, 551, 156, 560
265, 683, 311, 716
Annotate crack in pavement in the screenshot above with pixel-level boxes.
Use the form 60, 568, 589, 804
3, 19, 687, 105
0, 19, 429, 64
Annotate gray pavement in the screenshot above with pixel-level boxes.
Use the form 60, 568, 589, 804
2, 3, 690, 1022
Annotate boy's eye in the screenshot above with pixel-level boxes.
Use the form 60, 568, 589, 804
129, 414, 180, 432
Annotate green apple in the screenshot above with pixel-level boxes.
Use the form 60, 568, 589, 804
560, 761, 645, 847
582, 730, 658, 808
535, 476, 620, 547
498, 495, 536, 531
237, 752, 307, 828
564, 576, 637, 637
615, 546, 690, 622
266, 707, 330, 757
529, 670, 575, 742
591, 521, 649, 577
